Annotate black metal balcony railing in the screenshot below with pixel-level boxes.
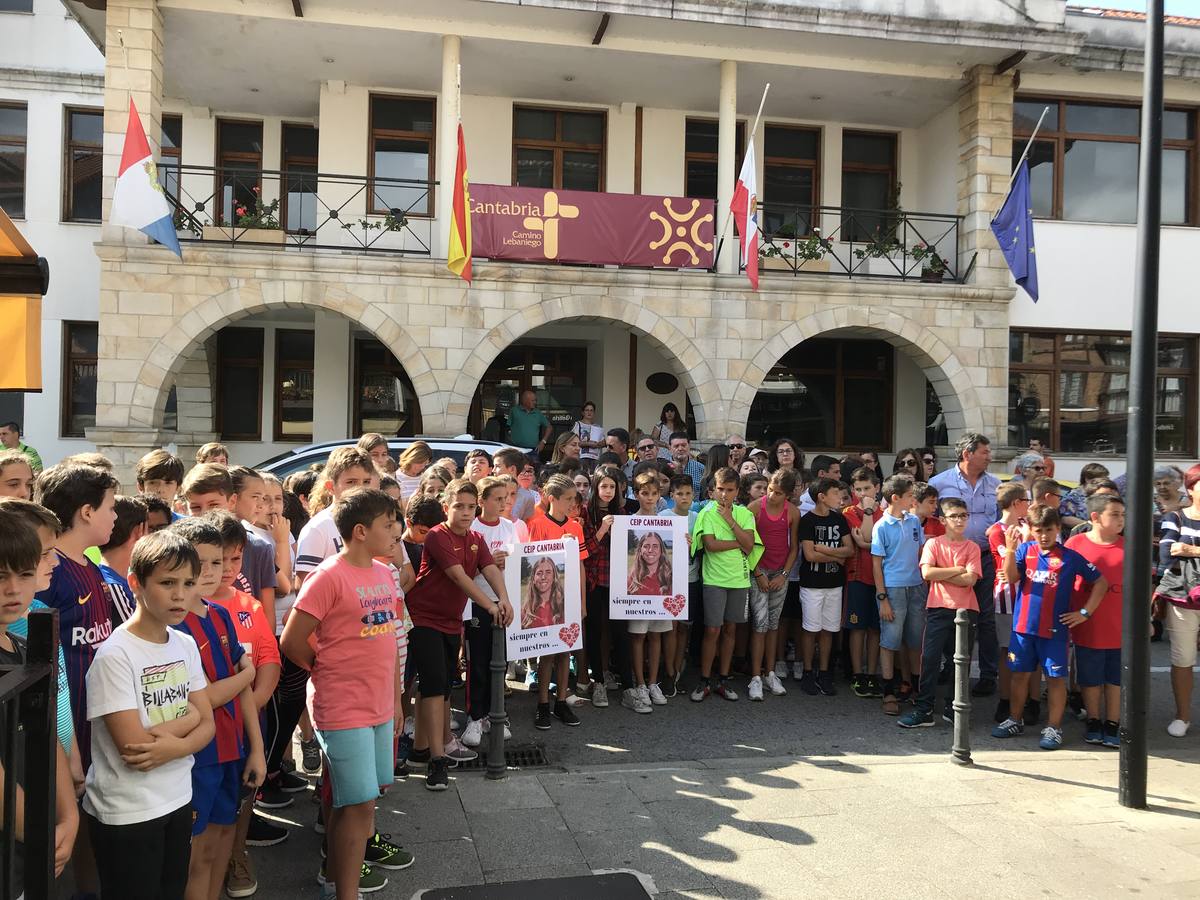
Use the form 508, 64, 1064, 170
0, 609, 59, 900
754, 202, 964, 283
163, 164, 435, 255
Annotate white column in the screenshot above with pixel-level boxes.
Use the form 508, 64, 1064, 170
716, 60, 737, 274
436, 34, 462, 260
312, 311, 351, 442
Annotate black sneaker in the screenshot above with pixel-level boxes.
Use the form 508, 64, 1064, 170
1023, 699, 1041, 726
300, 738, 321, 773
255, 780, 295, 810
942, 700, 955, 724
799, 672, 820, 696
535, 703, 552, 731
1068, 690, 1085, 720
1085, 717, 1104, 745
816, 672, 836, 696
552, 699, 580, 726
280, 758, 297, 775
867, 675, 884, 699
246, 813, 289, 847
425, 758, 450, 792
662, 675, 678, 698
970, 678, 996, 697
394, 761, 410, 780
276, 769, 308, 792
851, 674, 871, 698
993, 699, 1011, 724
407, 747, 431, 769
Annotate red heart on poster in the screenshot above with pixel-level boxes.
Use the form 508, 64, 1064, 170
558, 623, 580, 647
663, 594, 686, 617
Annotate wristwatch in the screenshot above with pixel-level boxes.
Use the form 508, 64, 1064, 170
1078, 608, 1091, 619
876, 592, 889, 601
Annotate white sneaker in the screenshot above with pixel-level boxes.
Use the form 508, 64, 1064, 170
604, 670, 620, 691
748, 676, 764, 701
1167, 718, 1191, 738
792, 661, 804, 681
403, 716, 415, 738
592, 682, 609, 708
764, 671, 787, 696
637, 684, 653, 709
460, 718, 484, 748
648, 683, 667, 706
621, 687, 652, 714
773, 660, 789, 680
565, 693, 587, 707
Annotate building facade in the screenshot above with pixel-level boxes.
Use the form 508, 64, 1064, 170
7, 0, 1200, 482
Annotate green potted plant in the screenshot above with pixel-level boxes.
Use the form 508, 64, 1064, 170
850, 181, 903, 276
910, 240, 948, 282
342, 210, 409, 246
760, 224, 832, 272
203, 186, 285, 245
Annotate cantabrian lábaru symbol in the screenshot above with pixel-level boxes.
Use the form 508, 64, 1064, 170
648, 199, 714, 265
523, 191, 579, 259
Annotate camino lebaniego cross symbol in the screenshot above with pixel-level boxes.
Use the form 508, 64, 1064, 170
523, 191, 580, 259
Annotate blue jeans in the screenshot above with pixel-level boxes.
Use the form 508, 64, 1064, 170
972, 552, 998, 680
879, 585, 925, 652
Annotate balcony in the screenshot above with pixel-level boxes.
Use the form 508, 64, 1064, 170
756, 202, 964, 283
166, 165, 435, 255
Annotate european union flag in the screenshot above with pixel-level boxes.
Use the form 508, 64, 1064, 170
990, 159, 1039, 302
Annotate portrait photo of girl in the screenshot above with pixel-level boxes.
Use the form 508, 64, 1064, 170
522, 555, 566, 629
627, 530, 673, 596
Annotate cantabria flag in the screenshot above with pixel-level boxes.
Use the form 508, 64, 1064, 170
111, 98, 181, 257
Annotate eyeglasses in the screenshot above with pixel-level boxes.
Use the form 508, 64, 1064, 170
728, 443, 746, 450
944, 513, 969, 521
637, 444, 656, 452
1028, 465, 1047, 472
922, 457, 935, 464
900, 459, 917, 468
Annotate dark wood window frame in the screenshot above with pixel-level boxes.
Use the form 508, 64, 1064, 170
160, 113, 182, 212
215, 117, 264, 226
61, 321, 97, 438
215, 326, 264, 442
841, 129, 898, 195
0, 101, 27, 219
1010, 327, 1198, 456
764, 122, 822, 205
63, 105, 103, 223
367, 93, 436, 217
683, 117, 745, 201
280, 122, 318, 234
512, 104, 607, 191
353, 337, 424, 437
1014, 94, 1197, 224
273, 327, 314, 443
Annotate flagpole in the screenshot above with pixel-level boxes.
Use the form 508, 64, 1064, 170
992, 105, 1050, 222
714, 82, 770, 265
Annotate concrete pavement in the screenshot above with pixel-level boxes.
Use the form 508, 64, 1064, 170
247, 639, 1200, 899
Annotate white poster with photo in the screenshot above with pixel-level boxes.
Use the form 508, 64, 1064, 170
609, 515, 690, 620
504, 537, 583, 658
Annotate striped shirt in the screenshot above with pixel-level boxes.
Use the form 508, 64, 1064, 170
9, 600, 74, 751
295, 507, 343, 576
1157, 511, 1200, 609
1012, 542, 1101, 639
173, 602, 246, 766
36, 551, 115, 769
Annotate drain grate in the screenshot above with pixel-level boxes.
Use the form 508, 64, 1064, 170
454, 742, 550, 772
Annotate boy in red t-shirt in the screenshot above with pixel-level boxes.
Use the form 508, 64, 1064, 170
842, 467, 883, 699
206, 512, 281, 896
1065, 494, 1126, 748
985, 481, 1031, 724
899, 497, 981, 728
914, 483, 945, 538
281, 489, 407, 899
527, 474, 589, 730
401, 479, 513, 791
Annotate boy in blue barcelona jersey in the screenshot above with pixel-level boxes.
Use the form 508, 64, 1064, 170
993, 505, 1107, 750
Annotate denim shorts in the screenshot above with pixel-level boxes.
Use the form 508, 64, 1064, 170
316, 721, 393, 808
879, 584, 926, 652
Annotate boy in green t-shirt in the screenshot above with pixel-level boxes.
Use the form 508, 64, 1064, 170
690, 467, 762, 702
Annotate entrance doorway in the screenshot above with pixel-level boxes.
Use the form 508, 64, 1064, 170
469, 343, 587, 441
353, 337, 423, 436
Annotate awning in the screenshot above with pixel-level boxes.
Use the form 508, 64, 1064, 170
0, 208, 49, 392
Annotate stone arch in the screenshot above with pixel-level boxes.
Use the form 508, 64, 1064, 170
733, 305, 984, 439
447, 295, 724, 435
122, 281, 439, 431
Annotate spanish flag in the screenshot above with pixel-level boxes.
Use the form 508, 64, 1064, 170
447, 123, 472, 282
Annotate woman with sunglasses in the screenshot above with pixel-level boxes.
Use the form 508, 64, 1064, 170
917, 448, 938, 482
1010, 452, 1047, 485
891, 449, 922, 477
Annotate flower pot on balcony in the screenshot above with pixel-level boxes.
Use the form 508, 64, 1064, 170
761, 255, 795, 271
202, 225, 286, 245
796, 257, 831, 273
864, 255, 902, 277
921, 267, 947, 283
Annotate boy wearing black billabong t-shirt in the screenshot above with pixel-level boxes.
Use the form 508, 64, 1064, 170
797, 477, 854, 697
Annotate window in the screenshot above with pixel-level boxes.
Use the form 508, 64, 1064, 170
281, 123, 318, 233
747, 338, 893, 451
0, 0, 34, 12
274, 329, 314, 441
0, 103, 26, 218
160, 114, 182, 208
763, 124, 820, 237
841, 130, 897, 241
513, 106, 604, 192
683, 118, 744, 201
64, 107, 102, 222
215, 327, 264, 441
1009, 329, 1197, 455
61, 322, 97, 438
1014, 97, 1196, 225
216, 119, 263, 226
369, 95, 434, 216
354, 338, 423, 437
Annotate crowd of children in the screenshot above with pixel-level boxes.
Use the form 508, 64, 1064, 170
0, 428, 1182, 899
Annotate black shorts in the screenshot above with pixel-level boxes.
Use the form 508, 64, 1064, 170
782, 581, 803, 619
688, 581, 703, 627
408, 626, 461, 699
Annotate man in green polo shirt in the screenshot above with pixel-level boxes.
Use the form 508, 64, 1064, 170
507, 389, 552, 458
0, 421, 41, 473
